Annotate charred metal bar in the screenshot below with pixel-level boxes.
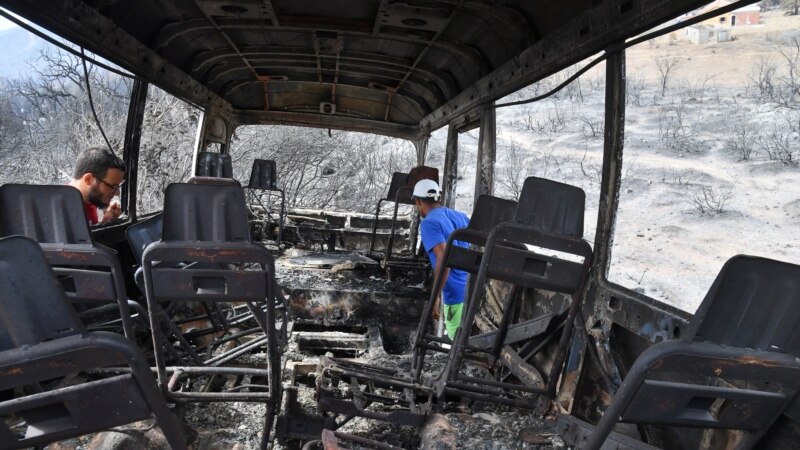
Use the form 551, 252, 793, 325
204, 334, 269, 366
474, 104, 496, 203
441, 386, 542, 409
122, 79, 147, 220
441, 124, 459, 209
382, 191, 405, 262
593, 49, 626, 280
205, 326, 261, 358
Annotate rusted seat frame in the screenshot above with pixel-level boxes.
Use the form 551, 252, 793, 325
0, 236, 186, 450
429, 223, 593, 408
583, 255, 800, 450
315, 195, 515, 426
0, 184, 138, 339
0, 333, 187, 450
421, 177, 591, 408
317, 178, 591, 421
315, 355, 434, 427
247, 159, 286, 247
409, 195, 518, 379
141, 183, 283, 449
382, 167, 439, 268
368, 172, 409, 254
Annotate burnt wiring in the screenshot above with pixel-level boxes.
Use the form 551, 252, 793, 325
81, 47, 115, 155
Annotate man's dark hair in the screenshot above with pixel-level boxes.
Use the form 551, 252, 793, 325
414, 196, 439, 205
73, 146, 125, 179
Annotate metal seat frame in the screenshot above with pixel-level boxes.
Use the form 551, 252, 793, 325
0, 236, 186, 450
583, 255, 800, 450
0, 184, 139, 339
247, 159, 286, 247
428, 177, 592, 409
141, 182, 282, 450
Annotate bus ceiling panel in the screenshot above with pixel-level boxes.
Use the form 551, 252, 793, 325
192, 49, 458, 101
231, 109, 418, 141
222, 75, 434, 115
225, 82, 426, 126
214, 67, 443, 112
159, 21, 485, 89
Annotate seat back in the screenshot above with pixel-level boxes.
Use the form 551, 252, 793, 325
585, 256, 800, 450
0, 184, 123, 306
384, 172, 409, 202
195, 151, 233, 178
446, 195, 518, 274
126, 213, 163, 264
484, 178, 590, 292
0, 184, 92, 244
468, 195, 518, 233
161, 183, 251, 243
248, 159, 279, 190
687, 255, 800, 354
513, 177, 585, 238
0, 236, 84, 351
0, 235, 187, 450
397, 166, 439, 205
145, 183, 270, 303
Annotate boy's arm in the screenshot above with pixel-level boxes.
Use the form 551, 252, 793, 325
431, 243, 449, 320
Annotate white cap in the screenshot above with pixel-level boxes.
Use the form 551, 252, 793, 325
412, 179, 441, 202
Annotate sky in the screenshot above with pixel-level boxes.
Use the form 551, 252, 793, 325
0, 15, 19, 31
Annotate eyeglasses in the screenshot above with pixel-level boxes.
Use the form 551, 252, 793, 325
96, 177, 125, 192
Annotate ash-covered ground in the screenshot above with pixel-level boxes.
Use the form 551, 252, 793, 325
176, 323, 566, 450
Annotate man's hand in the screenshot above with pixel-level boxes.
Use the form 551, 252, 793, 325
101, 201, 122, 223
432, 303, 441, 321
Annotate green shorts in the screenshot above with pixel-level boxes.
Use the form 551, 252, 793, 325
443, 302, 463, 340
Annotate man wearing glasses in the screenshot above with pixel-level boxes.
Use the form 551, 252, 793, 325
67, 146, 125, 225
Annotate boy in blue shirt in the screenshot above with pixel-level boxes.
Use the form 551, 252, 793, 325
412, 179, 470, 340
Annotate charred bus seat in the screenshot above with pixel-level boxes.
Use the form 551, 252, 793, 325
410, 193, 518, 376
127, 211, 163, 292
129, 176, 289, 346
141, 182, 283, 449
577, 255, 800, 450
0, 236, 186, 450
247, 159, 286, 247
195, 151, 232, 179
381, 166, 439, 272
0, 184, 139, 339
430, 176, 592, 409
368, 171, 409, 254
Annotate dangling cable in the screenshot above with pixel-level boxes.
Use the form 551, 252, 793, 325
80, 47, 115, 155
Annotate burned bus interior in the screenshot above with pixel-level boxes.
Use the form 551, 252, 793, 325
0, 0, 799, 449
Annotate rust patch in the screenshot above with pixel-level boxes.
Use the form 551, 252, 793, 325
716, 355, 781, 369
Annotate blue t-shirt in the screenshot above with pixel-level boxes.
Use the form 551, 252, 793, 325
420, 207, 470, 305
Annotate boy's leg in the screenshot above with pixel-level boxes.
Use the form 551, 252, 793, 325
444, 302, 463, 340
